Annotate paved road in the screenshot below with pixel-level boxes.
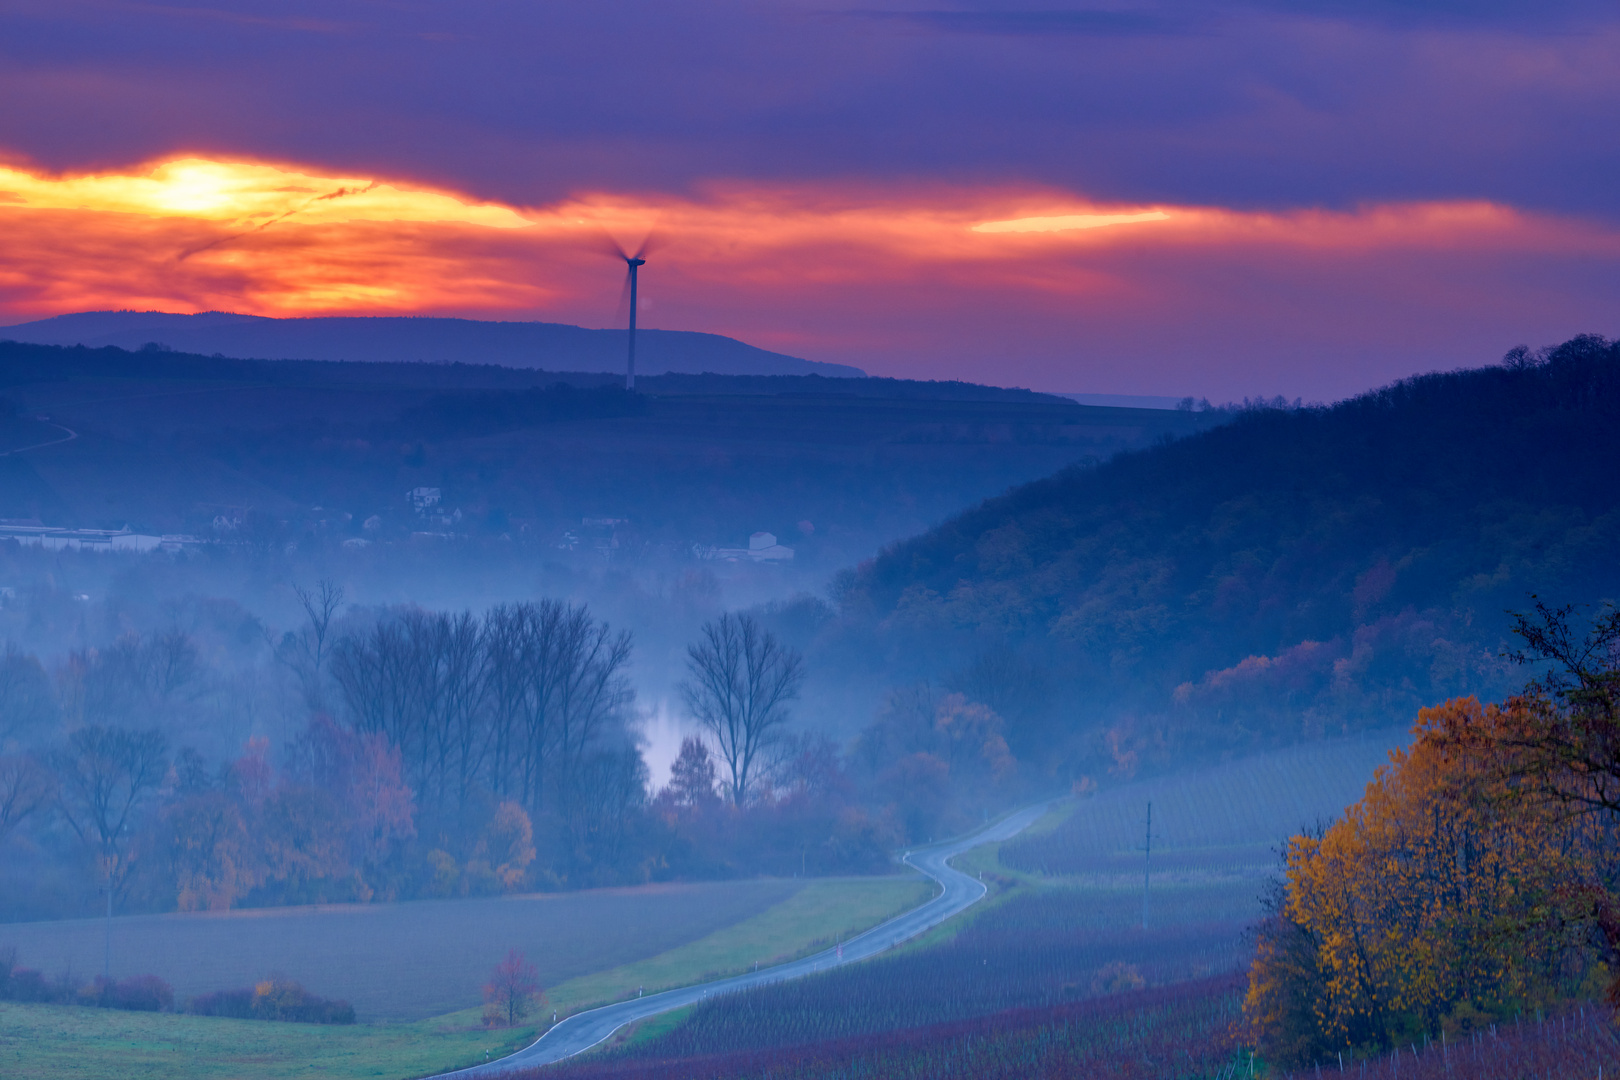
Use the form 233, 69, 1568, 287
430, 799, 1059, 1077
0, 422, 77, 457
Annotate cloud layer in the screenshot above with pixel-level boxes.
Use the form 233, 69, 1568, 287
1, 1, 1616, 396
3, 156, 1616, 399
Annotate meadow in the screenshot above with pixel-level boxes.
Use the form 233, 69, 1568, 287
0, 876, 928, 1080
0, 1000, 538, 1080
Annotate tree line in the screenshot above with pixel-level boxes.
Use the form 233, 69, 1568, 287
0, 590, 1017, 917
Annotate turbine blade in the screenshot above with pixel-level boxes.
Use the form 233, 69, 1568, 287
591, 229, 631, 261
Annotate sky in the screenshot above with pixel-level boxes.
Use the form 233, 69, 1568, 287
0, 0, 1616, 400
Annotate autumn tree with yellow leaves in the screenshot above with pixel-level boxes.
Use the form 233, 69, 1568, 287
1245, 601, 1620, 1066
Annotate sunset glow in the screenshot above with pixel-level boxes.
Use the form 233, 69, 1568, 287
1, 156, 1617, 396
0, 158, 532, 228
971, 211, 1171, 234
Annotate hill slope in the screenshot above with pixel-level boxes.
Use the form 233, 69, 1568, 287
834, 335, 1620, 772
0, 310, 866, 378
0, 341, 1217, 566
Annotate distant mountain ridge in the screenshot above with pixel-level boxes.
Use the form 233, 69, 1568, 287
0, 310, 867, 379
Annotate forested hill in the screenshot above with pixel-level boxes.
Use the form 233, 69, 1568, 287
835, 335, 1620, 773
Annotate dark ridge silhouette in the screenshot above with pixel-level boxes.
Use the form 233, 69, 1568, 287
0, 310, 867, 378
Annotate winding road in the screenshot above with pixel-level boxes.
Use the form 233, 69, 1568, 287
431, 799, 1059, 1077
0, 422, 77, 457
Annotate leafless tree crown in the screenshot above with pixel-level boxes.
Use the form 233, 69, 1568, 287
680, 613, 805, 805
329, 600, 634, 819
49, 725, 170, 895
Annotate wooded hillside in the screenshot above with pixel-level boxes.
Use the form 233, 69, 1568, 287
834, 336, 1620, 774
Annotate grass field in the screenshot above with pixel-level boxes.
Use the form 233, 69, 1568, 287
1, 880, 810, 1021
0, 1000, 539, 1080
0, 875, 929, 1080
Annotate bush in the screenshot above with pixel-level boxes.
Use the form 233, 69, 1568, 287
82, 974, 175, 1012
187, 977, 355, 1024
3, 968, 54, 1003
186, 987, 255, 1018
0, 950, 174, 1011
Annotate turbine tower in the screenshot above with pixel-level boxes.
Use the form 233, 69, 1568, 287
623, 250, 646, 391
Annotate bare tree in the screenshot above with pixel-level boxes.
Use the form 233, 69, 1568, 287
58, 631, 202, 730
482, 604, 533, 802
551, 611, 633, 818
0, 644, 58, 747
0, 754, 54, 846
438, 611, 489, 809
50, 725, 170, 900
144, 628, 201, 705
680, 613, 805, 805
482, 601, 633, 818
331, 600, 631, 820
280, 580, 345, 714
566, 744, 646, 862
331, 614, 425, 783
296, 581, 346, 669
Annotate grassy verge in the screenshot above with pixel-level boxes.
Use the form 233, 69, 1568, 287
546, 876, 933, 1015
584, 1004, 696, 1056
0, 1000, 538, 1080
0, 876, 932, 1080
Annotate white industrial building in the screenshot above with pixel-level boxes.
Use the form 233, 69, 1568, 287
693, 531, 795, 563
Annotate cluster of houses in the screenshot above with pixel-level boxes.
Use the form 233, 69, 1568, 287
0, 520, 201, 553
0, 489, 801, 568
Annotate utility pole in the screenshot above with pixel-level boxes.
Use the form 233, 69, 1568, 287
1142, 802, 1153, 931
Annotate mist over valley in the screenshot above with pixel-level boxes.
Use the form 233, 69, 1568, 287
3, 309, 1619, 1080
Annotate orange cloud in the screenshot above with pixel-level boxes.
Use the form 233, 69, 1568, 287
1, 155, 1616, 395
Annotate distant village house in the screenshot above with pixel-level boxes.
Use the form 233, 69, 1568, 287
693, 531, 795, 563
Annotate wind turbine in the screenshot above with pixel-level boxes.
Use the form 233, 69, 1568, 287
610, 237, 653, 391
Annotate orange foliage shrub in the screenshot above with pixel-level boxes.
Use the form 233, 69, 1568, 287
1245, 697, 1615, 1065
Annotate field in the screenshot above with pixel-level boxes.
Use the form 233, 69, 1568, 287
0, 737, 1419, 1079
548, 741, 1414, 1079
1000, 731, 1406, 886
547, 974, 1246, 1080
1332, 1005, 1620, 1080
0, 876, 929, 1080
1, 879, 805, 1020
585, 886, 1248, 1062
